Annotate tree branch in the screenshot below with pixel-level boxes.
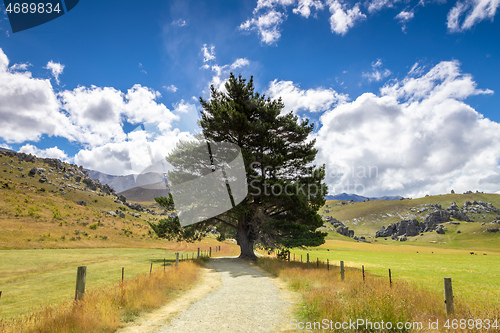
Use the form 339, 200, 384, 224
212, 217, 237, 228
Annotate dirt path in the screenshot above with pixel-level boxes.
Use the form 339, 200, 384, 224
117, 257, 299, 333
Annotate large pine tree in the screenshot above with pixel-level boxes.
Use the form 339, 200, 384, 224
150, 74, 327, 260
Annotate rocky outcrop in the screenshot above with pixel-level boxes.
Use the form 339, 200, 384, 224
124, 201, 143, 212
336, 226, 355, 238
321, 216, 356, 239
376, 223, 396, 238
446, 202, 471, 221
424, 210, 450, 228
375, 212, 454, 239
435, 225, 447, 234
1, 150, 123, 202
376, 219, 420, 238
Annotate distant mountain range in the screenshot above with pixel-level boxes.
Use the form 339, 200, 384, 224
87, 169, 170, 202
0, 147, 14, 152
325, 193, 403, 202
64, 170, 406, 203
119, 182, 170, 202
86, 170, 138, 194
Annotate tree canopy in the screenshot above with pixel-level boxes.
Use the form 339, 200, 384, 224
149, 73, 327, 260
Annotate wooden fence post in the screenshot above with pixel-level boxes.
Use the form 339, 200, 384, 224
74, 266, 86, 301
362, 265, 365, 282
316, 258, 319, 268
210, 247, 212, 257
288, 252, 290, 262
164, 258, 166, 270
150, 263, 153, 275
444, 278, 454, 315
388, 269, 392, 287
121, 267, 124, 282
176, 253, 179, 267
327, 259, 329, 271
307, 253, 310, 265
340, 261, 345, 281
197, 248, 200, 259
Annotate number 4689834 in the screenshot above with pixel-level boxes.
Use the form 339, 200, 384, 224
5, 2, 61, 14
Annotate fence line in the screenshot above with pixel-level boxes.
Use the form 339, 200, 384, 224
0, 247, 216, 316
265, 251, 500, 314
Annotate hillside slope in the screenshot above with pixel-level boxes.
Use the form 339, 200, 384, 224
319, 193, 500, 250
0, 151, 171, 249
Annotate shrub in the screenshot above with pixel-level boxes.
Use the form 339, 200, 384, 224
52, 207, 62, 219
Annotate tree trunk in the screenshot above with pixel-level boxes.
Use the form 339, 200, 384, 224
237, 217, 257, 260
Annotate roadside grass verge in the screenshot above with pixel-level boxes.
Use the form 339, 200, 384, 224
0, 244, 238, 318
257, 258, 499, 332
290, 240, 500, 308
0, 260, 202, 333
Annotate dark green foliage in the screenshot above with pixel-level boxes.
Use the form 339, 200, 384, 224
150, 74, 328, 259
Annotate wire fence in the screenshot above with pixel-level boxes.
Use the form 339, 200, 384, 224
265, 250, 500, 316
0, 246, 221, 318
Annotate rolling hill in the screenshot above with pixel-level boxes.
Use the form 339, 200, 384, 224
0, 150, 170, 249
319, 193, 500, 251
118, 182, 170, 202
325, 193, 404, 202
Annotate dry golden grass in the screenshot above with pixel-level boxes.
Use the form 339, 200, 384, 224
257, 258, 500, 332
0, 260, 202, 333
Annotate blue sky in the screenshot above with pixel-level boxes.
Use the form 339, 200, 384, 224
1, 0, 499, 198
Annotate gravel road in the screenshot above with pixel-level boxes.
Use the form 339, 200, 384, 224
154, 257, 298, 333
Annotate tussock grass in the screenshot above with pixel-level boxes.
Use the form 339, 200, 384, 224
257, 258, 499, 332
0, 260, 202, 333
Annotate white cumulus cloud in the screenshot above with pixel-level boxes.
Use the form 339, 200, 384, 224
267, 79, 349, 113
202, 44, 216, 62
0, 48, 192, 176
240, 0, 325, 45
362, 59, 392, 82
240, 9, 286, 45
164, 84, 178, 92
315, 60, 500, 198
326, 0, 366, 35
293, 0, 325, 18
0, 49, 71, 143
19, 144, 70, 162
201, 46, 251, 93
45, 61, 65, 85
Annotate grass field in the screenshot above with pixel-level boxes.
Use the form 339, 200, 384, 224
286, 239, 500, 310
0, 242, 239, 318
320, 193, 500, 237
257, 258, 499, 333
1, 260, 203, 333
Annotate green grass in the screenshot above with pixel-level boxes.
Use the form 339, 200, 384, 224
0, 248, 183, 318
0, 261, 203, 333
0, 153, 173, 249
257, 258, 499, 332
289, 240, 500, 309
320, 193, 500, 236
